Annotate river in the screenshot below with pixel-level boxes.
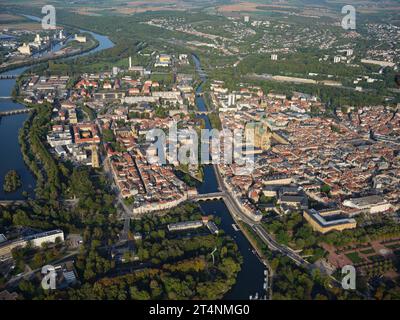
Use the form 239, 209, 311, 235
0, 17, 114, 200
0, 65, 35, 200
0, 18, 264, 299
192, 54, 266, 300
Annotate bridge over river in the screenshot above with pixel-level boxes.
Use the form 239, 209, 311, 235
0, 108, 31, 118
193, 110, 212, 115
0, 75, 17, 80
190, 191, 225, 202
0, 200, 28, 207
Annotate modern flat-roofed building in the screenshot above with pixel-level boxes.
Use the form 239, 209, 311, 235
74, 34, 87, 43
55, 145, 67, 157
206, 221, 219, 234
303, 209, 356, 234
47, 125, 72, 147
23, 229, 64, 247
0, 229, 64, 259
155, 54, 172, 67
343, 195, 391, 214
167, 221, 203, 232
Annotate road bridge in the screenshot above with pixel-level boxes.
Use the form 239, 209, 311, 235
190, 192, 225, 202
194, 110, 212, 115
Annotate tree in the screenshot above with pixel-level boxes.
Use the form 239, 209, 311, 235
3, 170, 22, 193
321, 184, 331, 195
129, 286, 150, 300
18, 280, 35, 297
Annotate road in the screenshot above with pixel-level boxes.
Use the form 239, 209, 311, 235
6, 250, 79, 287
252, 224, 310, 268
212, 163, 312, 270
215, 165, 369, 296
103, 155, 131, 243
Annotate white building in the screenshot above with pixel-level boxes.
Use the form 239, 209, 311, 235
24, 229, 65, 247
343, 195, 392, 214
361, 59, 395, 68
18, 43, 31, 55
74, 34, 87, 43
34, 34, 42, 45
228, 94, 236, 106
112, 66, 120, 76
47, 126, 73, 147
0, 229, 64, 259
167, 221, 203, 232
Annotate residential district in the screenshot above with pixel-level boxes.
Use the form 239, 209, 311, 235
1, 51, 399, 299
15, 50, 400, 223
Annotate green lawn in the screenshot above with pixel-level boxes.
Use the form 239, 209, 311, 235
360, 248, 375, 255
385, 243, 400, 250
345, 252, 363, 264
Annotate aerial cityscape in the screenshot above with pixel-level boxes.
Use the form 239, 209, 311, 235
0, 0, 399, 305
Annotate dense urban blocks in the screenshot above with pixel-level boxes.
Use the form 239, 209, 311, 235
0, 0, 399, 302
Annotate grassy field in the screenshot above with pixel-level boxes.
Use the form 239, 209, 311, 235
345, 251, 363, 264
360, 248, 375, 255
0, 13, 43, 31
385, 243, 400, 250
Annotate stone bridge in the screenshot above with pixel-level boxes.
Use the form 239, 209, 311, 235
0, 108, 31, 117
190, 192, 226, 202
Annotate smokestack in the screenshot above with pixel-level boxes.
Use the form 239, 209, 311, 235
129, 56, 132, 69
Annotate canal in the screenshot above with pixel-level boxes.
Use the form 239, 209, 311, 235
192, 54, 266, 300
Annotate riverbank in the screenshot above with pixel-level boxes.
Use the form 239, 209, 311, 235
238, 221, 273, 298
0, 22, 114, 201
192, 53, 267, 299
0, 36, 99, 74
17, 104, 54, 200
0, 67, 36, 200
